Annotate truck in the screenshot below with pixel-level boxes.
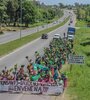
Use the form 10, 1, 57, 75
67, 27, 75, 40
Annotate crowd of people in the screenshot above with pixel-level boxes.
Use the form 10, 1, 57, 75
0, 38, 74, 87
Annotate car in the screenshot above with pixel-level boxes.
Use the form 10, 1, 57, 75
53, 34, 61, 39
41, 34, 48, 39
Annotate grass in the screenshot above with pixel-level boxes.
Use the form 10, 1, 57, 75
76, 20, 87, 27
0, 17, 69, 57
67, 20, 90, 100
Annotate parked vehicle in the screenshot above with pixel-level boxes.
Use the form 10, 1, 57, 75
67, 27, 75, 40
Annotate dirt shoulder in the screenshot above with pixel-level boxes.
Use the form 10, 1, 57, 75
50, 89, 71, 100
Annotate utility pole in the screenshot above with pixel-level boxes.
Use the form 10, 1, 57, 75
20, 0, 22, 39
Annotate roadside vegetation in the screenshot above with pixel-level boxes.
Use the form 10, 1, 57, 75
0, 16, 63, 32
0, 0, 63, 32
0, 17, 69, 57
75, 3, 90, 21
75, 3, 90, 27
76, 20, 87, 27
67, 20, 90, 100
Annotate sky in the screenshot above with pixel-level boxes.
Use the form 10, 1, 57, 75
39, 0, 90, 5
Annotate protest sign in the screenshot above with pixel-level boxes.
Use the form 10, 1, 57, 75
0, 80, 64, 95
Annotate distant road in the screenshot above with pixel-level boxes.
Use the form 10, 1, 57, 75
0, 10, 69, 44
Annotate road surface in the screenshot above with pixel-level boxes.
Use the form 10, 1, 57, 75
0, 10, 69, 44
0, 11, 76, 100
0, 20, 69, 70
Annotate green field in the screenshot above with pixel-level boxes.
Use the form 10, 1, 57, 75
0, 17, 69, 57
76, 20, 87, 27
67, 20, 90, 100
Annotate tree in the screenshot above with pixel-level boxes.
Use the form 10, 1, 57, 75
0, 0, 7, 31
75, 2, 79, 7
0, 0, 64, 28
6, 0, 19, 26
23, 0, 37, 27
48, 9, 55, 19
58, 3, 64, 8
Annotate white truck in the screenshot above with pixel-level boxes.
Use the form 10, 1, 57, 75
67, 27, 75, 40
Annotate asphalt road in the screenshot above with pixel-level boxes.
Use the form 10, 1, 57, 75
0, 22, 69, 100
0, 20, 69, 71
0, 10, 69, 44
0, 10, 76, 100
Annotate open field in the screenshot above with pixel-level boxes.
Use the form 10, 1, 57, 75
67, 20, 90, 100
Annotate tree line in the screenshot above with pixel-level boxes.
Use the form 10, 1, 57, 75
0, 0, 63, 27
74, 3, 90, 21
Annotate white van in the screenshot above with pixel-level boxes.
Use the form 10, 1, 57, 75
53, 34, 61, 39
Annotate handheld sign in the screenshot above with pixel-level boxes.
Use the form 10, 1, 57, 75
68, 55, 84, 64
